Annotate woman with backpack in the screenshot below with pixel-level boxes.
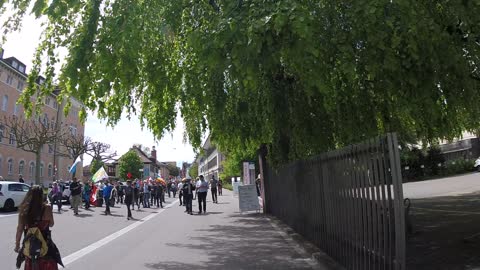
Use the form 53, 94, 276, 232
15, 186, 63, 270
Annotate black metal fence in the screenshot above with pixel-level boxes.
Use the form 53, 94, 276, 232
263, 133, 406, 270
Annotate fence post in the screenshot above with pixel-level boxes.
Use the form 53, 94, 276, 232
388, 133, 406, 270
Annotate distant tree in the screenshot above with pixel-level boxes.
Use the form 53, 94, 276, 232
2, 115, 67, 184
167, 165, 180, 177
118, 150, 143, 180
89, 159, 104, 175
188, 163, 198, 179
58, 134, 92, 177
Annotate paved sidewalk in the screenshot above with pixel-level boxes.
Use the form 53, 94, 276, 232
63, 190, 326, 270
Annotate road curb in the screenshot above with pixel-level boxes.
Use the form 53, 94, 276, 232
266, 215, 345, 270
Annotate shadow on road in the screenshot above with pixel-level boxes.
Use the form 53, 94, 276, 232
148, 213, 312, 270
407, 191, 480, 270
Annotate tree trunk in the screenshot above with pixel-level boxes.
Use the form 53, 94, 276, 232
35, 151, 42, 185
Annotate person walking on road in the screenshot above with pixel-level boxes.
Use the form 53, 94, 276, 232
50, 182, 62, 212
210, 176, 218, 203
133, 180, 140, 210
143, 181, 151, 208
182, 178, 195, 215
15, 186, 62, 270
153, 182, 163, 208
83, 181, 91, 210
178, 180, 184, 206
70, 177, 82, 215
124, 180, 134, 220
196, 175, 209, 214
103, 181, 113, 215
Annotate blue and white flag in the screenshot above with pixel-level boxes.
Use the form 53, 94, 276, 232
69, 157, 81, 174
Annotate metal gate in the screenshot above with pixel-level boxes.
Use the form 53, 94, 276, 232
262, 133, 406, 270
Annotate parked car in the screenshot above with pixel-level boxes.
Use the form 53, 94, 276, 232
475, 157, 480, 172
0, 182, 31, 211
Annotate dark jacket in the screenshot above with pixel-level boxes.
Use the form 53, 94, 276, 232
70, 181, 81, 196
124, 186, 134, 204
182, 183, 195, 196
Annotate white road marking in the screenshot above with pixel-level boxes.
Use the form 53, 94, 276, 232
0, 213, 18, 218
62, 200, 179, 266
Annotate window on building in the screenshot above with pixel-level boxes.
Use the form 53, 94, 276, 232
48, 164, 53, 177
45, 97, 51, 106
69, 125, 77, 135
11, 61, 18, 69
0, 157, 3, 176
7, 158, 13, 175
53, 101, 58, 109
17, 81, 24, 91
48, 144, 54, 154
0, 125, 4, 143
18, 65, 25, 73
18, 160, 25, 175
29, 162, 35, 177
42, 113, 49, 128
6, 75, 13, 85
2, 95, 7, 111
9, 132, 15, 145
13, 101, 18, 116
40, 163, 44, 177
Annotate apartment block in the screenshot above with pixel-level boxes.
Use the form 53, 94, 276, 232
0, 49, 85, 185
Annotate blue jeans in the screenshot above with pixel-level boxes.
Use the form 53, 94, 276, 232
143, 193, 150, 207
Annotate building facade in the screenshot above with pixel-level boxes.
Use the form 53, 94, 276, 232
196, 135, 226, 180
105, 146, 172, 180
0, 50, 84, 184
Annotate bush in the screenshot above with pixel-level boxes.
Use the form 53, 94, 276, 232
443, 159, 475, 176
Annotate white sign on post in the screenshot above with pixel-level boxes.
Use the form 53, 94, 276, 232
243, 162, 250, 185
238, 184, 260, 212
233, 181, 243, 195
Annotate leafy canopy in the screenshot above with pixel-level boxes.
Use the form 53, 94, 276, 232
2, 0, 479, 166
118, 150, 143, 180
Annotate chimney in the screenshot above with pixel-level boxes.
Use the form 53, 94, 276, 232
151, 146, 157, 161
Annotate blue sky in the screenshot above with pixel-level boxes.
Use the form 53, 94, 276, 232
1, 13, 196, 167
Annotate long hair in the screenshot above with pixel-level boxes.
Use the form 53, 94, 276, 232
18, 186, 45, 225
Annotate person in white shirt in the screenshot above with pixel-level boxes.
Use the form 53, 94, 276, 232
196, 175, 209, 214
177, 181, 184, 206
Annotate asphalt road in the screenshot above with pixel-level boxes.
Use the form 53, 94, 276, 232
0, 191, 320, 270
403, 172, 480, 199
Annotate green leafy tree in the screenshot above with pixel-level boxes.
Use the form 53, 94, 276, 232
188, 163, 198, 179
3, 1, 480, 167
118, 150, 143, 180
167, 165, 180, 177
90, 159, 104, 175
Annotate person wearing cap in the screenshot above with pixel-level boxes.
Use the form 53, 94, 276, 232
196, 175, 209, 214
182, 178, 195, 215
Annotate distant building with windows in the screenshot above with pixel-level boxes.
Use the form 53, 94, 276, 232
196, 135, 226, 180
0, 49, 85, 184
104, 146, 172, 180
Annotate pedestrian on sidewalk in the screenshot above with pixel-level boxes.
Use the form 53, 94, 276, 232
171, 181, 177, 198
182, 178, 195, 215
70, 177, 82, 215
196, 175, 209, 214
218, 178, 223, 196
124, 180, 134, 220
178, 180, 184, 206
210, 175, 218, 203
103, 181, 113, 215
